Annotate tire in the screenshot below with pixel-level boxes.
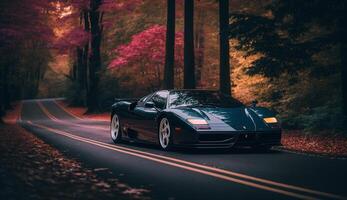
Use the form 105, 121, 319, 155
158, 117, 173, 150
110, 113, 122, 144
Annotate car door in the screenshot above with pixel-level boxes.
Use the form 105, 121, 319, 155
133, 91, 169, 142
125, 94, 152, 139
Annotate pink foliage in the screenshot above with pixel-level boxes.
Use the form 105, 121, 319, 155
54, 0, 143, 53
99, 0, 143, 12
53, 27, 90, 52
109, 25, 183, 69
68, 0, 143, 11
0, 0, 55, 47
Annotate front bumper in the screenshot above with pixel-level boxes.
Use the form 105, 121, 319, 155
173, 129, 282, 149
234, 131, 282, 147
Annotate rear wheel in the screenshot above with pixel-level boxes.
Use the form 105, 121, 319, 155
110, 114, 122, 144
158, 118, 172, 150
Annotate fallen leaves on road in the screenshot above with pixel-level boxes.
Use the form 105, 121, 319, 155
282, 130, 347, 157
0, 124, 150, 199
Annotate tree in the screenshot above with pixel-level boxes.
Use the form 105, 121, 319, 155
195, 1, 206, 87
219, 0, 231, 96
338, 5, 347, 118
56, 0, 141, 110
229, 0, 347, 129
54, 0, 90, 106
183, 0, 195, 89
164, 0, 176, 89
0, 0, 54, 120
109, 25, 184, 90
81, 10, 90, 101
229, 0, 345, 77
85, 0, 102, 112
74, 10, 90, 106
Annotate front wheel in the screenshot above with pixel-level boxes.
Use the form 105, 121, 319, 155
110, 114, 122, 144
158, 118, 173, 150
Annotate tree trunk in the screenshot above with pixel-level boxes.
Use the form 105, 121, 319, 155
0, 62, 11, 122
33, 66, 41, 98
195, 4, 205, 88
82, 10, 90, 96
342, 45, 347, 116
87, 0, 102, 113
70, 47, 84, 106
73, 10, 89, 107
73, 50, 79, 80
3, 64, 10, 109
219, 0, 231, 96
183, 0, 195, 89
0, 66, 5, 122
164, 0, 176, 89
82, 43, 89, 105
340, 11, 347, 118
76, 47, 83, 83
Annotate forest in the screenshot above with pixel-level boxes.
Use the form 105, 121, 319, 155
1, 0, 346, 134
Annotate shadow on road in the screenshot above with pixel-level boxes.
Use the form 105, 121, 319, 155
114, 140, 282, 155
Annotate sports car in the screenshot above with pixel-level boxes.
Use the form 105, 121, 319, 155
110, 89, 281, 150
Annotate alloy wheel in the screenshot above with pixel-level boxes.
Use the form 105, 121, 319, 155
159, 118, 171, 149
111, 114, 120, 143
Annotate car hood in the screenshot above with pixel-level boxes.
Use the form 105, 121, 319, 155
171, 106, 271, 131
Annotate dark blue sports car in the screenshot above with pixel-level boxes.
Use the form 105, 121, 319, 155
110, 90, 281, 150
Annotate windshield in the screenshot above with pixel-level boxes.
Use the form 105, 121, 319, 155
169, 90, 244, 108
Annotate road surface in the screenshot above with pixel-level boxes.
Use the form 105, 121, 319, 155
19, 99, 347, 200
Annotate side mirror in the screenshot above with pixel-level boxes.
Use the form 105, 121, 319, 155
145, 101, 155, 108
251, 100, 258, 107
129, 101, 137, 111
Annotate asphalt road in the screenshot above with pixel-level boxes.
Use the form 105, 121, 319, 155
19, 99, 347, 200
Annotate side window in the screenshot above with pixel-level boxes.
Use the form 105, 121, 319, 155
138, 94, 152, 106
150, 91, 168, 109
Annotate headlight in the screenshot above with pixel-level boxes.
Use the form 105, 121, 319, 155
187, 118, 210, 129
187, 118, 208, 125
263, 117, 278, 124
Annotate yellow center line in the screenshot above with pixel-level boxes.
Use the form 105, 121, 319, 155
84, 138, 346, 200
35, 101, 345, 200
36, 101, 109, 131
53, 100, 83, 120
25, 120, 346, 200
39, 100, 343, 199
53, 100, 109, 122
37, 101, 58, 120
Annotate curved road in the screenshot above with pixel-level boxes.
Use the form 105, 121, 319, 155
19, 99, 347, 200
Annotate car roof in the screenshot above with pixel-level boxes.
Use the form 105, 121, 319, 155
168, 89, 219, 92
